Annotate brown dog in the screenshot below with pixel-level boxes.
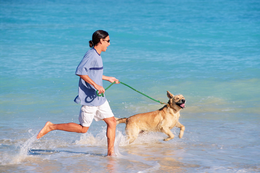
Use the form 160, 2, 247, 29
116, 91, 185, 143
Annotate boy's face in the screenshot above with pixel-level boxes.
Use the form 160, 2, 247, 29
101, 35, 110, 52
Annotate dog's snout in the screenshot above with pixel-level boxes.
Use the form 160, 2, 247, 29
182, 99, 185, 103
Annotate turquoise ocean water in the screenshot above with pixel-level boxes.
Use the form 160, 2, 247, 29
1, 0, 260, 172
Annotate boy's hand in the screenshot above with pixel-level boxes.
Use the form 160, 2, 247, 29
108, 77, 120, 84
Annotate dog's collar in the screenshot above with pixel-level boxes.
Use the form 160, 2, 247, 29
166, 103, 179, 112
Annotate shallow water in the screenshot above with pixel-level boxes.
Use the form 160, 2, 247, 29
1, 0, 260, 172
1, 118, 260, 172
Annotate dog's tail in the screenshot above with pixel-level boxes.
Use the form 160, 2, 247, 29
115, 117, 127, 125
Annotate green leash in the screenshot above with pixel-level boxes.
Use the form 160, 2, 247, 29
96, 81, 166, 105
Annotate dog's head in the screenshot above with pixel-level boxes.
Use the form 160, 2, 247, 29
167, 91, 185, 109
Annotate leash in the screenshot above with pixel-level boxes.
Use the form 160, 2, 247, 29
96, 81, 166, 105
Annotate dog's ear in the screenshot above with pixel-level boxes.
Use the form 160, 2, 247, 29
167, 91, 174, 99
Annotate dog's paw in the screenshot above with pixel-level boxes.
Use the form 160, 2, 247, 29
179, 132, 184, 138
163, 137, 173, 141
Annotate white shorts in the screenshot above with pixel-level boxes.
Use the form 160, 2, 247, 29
78, 100, 114, 127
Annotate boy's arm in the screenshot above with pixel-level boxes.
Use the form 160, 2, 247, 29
77, 74, 105, 94
102, 75, 120, 84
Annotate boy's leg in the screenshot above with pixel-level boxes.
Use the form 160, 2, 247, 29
103, 117, 117, 156
37, 105, 94, 139
96, 101, 117, 156
37, 121, 89, 139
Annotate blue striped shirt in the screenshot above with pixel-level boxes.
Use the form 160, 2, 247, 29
74, 48, 106, 106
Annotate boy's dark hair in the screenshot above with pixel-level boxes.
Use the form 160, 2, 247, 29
89, 30, 109, 47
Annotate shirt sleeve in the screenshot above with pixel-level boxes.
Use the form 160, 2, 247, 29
75, 56, 96, 76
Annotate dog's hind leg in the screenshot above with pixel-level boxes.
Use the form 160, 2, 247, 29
125, 126, 139, 144
161, 127, 175, 141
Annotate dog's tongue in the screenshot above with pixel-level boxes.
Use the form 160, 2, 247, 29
180, 103, 185, 108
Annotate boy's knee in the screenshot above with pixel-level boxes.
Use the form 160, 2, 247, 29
81, 129, 88, 133
111, 117, 117, 124
106, 117, 117, 127
81, 126, 89, 133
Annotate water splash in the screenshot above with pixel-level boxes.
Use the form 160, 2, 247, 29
12, 130, 37, 164
114, 130, 126, 157
74, 128, 127, 156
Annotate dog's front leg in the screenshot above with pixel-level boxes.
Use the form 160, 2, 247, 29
161, 127, 175, 141
176, 122, 185, 138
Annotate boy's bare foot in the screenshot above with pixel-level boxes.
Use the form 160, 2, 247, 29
107, 151, 117, 157
37, 121, 53, 139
